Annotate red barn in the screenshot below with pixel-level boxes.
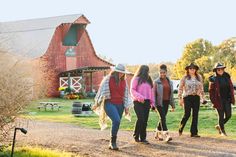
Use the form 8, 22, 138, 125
0, 14, 120, 97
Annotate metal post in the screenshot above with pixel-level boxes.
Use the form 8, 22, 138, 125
90, 72, 93, 92
11, 128, 17, 157
10, 127, 27, 157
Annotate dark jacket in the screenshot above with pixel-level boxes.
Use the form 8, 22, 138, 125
209, 72, 235, 109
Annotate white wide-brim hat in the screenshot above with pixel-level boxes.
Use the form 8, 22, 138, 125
110, 63, 130, 74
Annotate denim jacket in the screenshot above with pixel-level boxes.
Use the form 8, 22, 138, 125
154, 77, 175, 108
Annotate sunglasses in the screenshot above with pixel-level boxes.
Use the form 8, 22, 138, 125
217, 68, 224, 71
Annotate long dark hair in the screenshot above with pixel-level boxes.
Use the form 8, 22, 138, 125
110, 71, 125, 85
185, 70, 201, 81
134, 65, 153, 88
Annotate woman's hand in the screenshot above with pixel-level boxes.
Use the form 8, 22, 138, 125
151, 106, 156, 111
91, 105, 98, 110
179, 98, 184, 107
138, 98, 145, 103
201, 99, 207, 104
125, 107, 129, 115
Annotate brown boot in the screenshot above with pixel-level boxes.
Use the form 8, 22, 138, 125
155, 130, 163, 141
215, 125, 221, 135
109, 136, 119, 150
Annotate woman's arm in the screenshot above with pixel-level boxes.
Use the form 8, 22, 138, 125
178, 77, 185, 106
130, 77, 145, 102
199, 75, 206, 101
153, 82, 158, 107
178, 77, 185, 99
229, 78, 235, 105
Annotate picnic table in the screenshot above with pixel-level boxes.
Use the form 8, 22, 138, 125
37, 102, 62, 111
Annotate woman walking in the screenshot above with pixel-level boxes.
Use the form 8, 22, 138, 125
209, 63, 235, 136
93, 63, 132, 150
178, 63, 206, 137
130, 65, 154, 144
153, 64, 175, 142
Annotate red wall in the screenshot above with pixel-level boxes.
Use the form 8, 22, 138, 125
38, 23, 112, 97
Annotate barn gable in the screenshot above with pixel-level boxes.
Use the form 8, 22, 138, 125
0, 14, 90, 58
0, 14, 132, 97
0, 14, 114, 97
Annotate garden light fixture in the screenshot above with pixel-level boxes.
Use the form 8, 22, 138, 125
11, 127, 27, 157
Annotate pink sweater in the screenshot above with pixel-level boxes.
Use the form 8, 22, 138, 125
130, 77, 155, 107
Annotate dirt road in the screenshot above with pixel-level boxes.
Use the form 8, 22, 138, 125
16, 120, 236, 157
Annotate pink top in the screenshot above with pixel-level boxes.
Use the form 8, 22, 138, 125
130, 77, 155, 107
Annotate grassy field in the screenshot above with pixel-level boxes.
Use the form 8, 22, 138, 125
0, 146, 77, 157
22, 98, 236, 139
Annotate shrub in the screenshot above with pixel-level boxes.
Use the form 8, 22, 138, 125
0, 52, 33, 143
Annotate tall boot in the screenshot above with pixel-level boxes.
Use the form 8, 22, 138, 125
109, 136, 119, 150
154, 130, 163, 141
163, 131, 172, 142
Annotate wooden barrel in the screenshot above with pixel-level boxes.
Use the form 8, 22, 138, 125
72, 102, 82, 114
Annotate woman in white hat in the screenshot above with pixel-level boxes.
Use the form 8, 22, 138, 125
209, 63, 235, 136
93, 64, 132, 150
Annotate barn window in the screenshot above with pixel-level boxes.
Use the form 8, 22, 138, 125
63, 24, 79, 46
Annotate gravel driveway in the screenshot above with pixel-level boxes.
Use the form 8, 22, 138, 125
15, 120, 236, 157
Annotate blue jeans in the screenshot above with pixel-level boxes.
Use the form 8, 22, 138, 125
104, 102, 124, 136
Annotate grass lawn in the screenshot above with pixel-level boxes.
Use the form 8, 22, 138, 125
0, 146, 77, 157
22, 98, 236, 139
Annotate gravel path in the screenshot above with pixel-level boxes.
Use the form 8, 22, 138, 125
15, 120, 236, 157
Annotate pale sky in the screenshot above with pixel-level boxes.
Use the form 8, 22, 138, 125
0, 0, 236, 65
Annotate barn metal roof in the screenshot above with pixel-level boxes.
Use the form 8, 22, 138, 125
0, 14, 84, 58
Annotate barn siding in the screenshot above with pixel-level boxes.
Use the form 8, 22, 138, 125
38, 17, 112, 97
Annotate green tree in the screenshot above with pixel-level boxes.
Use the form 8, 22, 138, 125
216, 37, 236, 70
175, 39, 216, 79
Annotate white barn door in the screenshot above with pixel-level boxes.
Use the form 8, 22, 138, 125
59, 76, 82, 93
